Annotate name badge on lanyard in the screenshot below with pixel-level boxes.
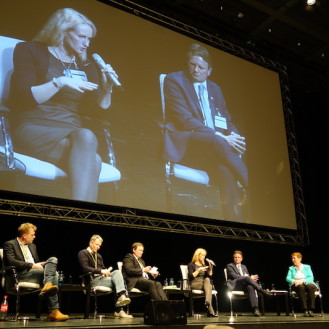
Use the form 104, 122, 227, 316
64, 69, 88, 81
215, 115, 227, 130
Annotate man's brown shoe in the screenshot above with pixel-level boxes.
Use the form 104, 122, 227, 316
46, 309, 69, 321
39, 282, 58, 297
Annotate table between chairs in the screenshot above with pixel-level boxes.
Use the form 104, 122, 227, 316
266, 290, 290, 316
58, 283, 88, 317
163, 286, 193, 316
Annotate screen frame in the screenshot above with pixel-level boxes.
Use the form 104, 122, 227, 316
0, 0, 308, 245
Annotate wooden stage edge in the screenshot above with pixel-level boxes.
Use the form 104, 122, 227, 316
0, 313, 328, 329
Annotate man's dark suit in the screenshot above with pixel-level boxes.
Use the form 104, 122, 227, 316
163, 70, 248, 221
3, 239, 39, 293
3, 239, 39, 273
3, 238, 59, 310
164, 70, 237, 163
122, 253, 167, 301
226, 262, 261, 309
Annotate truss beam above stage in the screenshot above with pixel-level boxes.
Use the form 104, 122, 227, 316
0, 198, 303, 245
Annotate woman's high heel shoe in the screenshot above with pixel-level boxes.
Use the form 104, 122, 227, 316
205, 302, 218, 317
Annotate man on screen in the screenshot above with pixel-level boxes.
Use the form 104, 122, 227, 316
163, 43, 248, 221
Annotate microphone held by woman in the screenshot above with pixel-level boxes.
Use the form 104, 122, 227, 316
206, 258, 216, 266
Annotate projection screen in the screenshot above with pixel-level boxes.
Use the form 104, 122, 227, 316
0, 0, 298, 230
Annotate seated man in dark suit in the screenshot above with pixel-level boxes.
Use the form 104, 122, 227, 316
163, 43, 248, 221
3, 222, 69, 321
122, 242, 168, 301
78, 234, 132, 318
226, 250, 270, 316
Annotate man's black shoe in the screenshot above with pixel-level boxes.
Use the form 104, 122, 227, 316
253, 307, 261, 317
303, 310, 309, 317
308, 310, 314, 317
259, 288, 271, 296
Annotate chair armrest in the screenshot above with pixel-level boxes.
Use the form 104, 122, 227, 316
79, 272, 94, 285
0, 110, 15, 170
0, 104, 10, 113
182, 278, 190, 290
0, 265, 15, 274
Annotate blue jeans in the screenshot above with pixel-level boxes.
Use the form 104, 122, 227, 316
91, 269, 127, 305
18, 257, 59, 311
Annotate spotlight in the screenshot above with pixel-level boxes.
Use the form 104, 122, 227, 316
307, 0, 316, 5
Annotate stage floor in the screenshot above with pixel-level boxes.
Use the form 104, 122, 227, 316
0, 312, 328, 329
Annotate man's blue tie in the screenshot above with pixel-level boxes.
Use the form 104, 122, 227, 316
198, 84, 214, 129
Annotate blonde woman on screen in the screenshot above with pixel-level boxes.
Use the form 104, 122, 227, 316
9, 8, 118, 202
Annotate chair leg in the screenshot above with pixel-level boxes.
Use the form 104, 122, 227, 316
84, 287, 91, 319
36, 297, 42, 318
290, 295, 295, 316
188, 294, 193, 317
165, 162, 173, 212
93, 291, 98, 319
284, 293, 290, 316
213, 293, 219, 315
15, 292, 21, 322
228, 293, 234, 317
318, 296, 324, 317
259, 294, 265, 316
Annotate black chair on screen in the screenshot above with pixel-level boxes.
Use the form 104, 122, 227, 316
159, 73, 215, 212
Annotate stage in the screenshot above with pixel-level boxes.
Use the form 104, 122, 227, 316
0, 312, 328, 329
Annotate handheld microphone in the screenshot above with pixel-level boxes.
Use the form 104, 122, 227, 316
91, 53, 122, 87
206, 258, 216, 266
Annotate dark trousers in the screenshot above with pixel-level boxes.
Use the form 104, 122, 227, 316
181, 132, 248, 221
293, 283, 317, 310
232, 276, 260, 309
134, 278, 168, 301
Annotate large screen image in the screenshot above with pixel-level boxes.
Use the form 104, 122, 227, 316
0, 0, 296, 229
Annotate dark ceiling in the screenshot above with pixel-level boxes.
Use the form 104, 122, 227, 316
122, 0, 329, 93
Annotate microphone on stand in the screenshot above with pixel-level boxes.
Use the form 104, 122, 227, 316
206, 258, 216, 266
91, 53, 122, 89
